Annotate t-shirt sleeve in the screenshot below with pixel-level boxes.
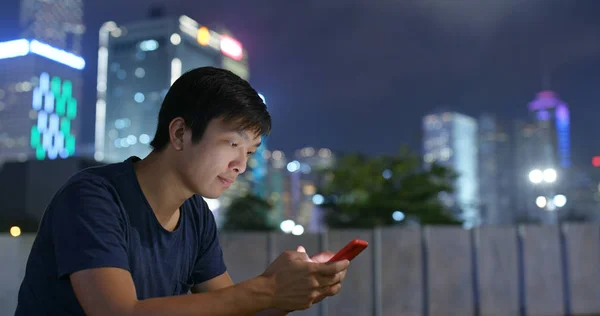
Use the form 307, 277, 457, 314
191, 200, 227, 285
52, 177, 129, 279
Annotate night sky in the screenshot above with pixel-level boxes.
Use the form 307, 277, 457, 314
1, 0, 600, 165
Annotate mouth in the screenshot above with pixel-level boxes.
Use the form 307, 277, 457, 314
218, 176, 234, 188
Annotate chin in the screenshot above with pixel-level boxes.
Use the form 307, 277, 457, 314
199, 189, 224, 199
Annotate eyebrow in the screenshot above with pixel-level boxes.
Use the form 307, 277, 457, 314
236, 131, 262, 148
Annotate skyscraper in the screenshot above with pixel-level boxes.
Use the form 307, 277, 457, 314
513, 91, 571, 223
478, 114, 514, 225
528, 90, 571, 169
0, 32, 85, 163
423, 111, 479, 227
19, 0, 85, 54
95, 15, 249, 163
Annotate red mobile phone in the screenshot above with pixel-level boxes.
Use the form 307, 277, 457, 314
327, 239, 369, 262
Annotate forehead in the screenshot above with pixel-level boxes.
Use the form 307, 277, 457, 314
208, 118, 261, 141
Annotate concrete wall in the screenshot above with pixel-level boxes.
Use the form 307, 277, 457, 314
2, 224, 600, 315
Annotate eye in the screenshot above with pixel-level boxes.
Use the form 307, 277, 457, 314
229, 141, 238, 148
247, 151, 255, 156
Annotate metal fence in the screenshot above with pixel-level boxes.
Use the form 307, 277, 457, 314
2, 224, 600, 315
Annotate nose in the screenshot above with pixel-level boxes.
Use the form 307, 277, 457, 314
231, 155, 247, 174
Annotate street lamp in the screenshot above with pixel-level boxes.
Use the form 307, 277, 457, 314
553, 194, 567, 207
535, 196, 547, 208
543, 168, 557, 183
529, 169, 543, 184
529, 168, 557, 184
535, 194, 567, 211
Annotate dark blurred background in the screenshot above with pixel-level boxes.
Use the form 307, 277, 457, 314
2, 0, 600, 315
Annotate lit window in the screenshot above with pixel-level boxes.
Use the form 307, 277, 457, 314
108, 129, 118, 139
139, 40, 159, 51
139, 134, 150, 144
134, 67, 145, 78
110, 62, 120, 72
134, 92, 145, 103
170, 33, 181, 45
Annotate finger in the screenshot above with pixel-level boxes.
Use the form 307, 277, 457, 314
338, 270, 347, 283
288, 250, 311, 262
310, 251, 335, 263
316, 282, 343, 300
315, 260, 349, 276
314, 271, 343, 287
327, 283, 343, 296
297, 245, 307, 253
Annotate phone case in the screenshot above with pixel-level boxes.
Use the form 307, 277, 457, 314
327, 239, 369, 262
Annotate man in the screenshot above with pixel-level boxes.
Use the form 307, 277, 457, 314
16, 67, 349, 315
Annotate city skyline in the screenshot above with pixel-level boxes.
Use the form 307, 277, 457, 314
0, 0, 599, 164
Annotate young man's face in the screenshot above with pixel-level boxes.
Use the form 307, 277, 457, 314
176, 117, 262, 199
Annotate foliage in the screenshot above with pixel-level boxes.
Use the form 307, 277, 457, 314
221, 194, 277, 232
317, 148, 461, 228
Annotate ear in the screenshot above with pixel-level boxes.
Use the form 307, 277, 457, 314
168, 117, 187, 151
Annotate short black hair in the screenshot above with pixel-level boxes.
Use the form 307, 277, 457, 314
150, 67, 271, 151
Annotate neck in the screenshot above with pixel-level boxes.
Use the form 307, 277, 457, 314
134, 151, 190, 230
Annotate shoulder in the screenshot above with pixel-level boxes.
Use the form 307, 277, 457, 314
55, 160, 132, 200
183, 195, 220, 234
186, 195, 215, 221
46, 164, 129, 221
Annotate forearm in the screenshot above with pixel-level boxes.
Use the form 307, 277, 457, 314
255, 309, 289, 316
131, 276, 273, 316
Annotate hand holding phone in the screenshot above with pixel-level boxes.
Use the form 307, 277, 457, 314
327, 239, 369, 262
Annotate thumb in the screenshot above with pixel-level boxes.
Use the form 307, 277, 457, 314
296, 245, 307, 253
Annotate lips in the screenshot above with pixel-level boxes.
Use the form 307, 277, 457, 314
218, 176, 234, 187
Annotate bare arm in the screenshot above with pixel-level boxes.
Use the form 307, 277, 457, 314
191, 272, 288, 316
71, 267, 273, 316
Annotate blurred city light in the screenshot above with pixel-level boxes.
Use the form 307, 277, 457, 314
287, 160, 300, 172
312, 194, 324, 205
543, 168, 557, 183
258, 93, 266, 103
392, 211, 405, 221
0, 39, 85, 69
280, 220, 295, 233
529, 168, 557, 184
220, 35, 243, 60
553, 194, 567, 208
170, 33, 181, 45
593, 156, 600, 167
382, 169, 392, 179
10, 226, 21, 237
171, 58, 182, 85
291, 224, 304, 236
529, 169, 543, 184
139, 39, 159, 51
535, 196, 547, 208
196, 26, 210, 46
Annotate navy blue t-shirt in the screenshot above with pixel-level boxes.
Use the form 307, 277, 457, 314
15, 157, 227, 315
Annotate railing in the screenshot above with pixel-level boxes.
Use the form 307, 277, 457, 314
2, 223, 600, 315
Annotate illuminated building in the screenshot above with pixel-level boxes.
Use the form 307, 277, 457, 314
527, 90, 571, 168
513, 91, 571, 224
478, 114, 514, 225
248, 93, 269, 199
286, 147, 335, 233
423, 111, 480, 228
0, 39, 85, 163
19, 0, 85, 54
95, 16, 249, 163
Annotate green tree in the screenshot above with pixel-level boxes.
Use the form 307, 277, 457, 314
317, 148, 461, 228
221, 194, 277, 231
